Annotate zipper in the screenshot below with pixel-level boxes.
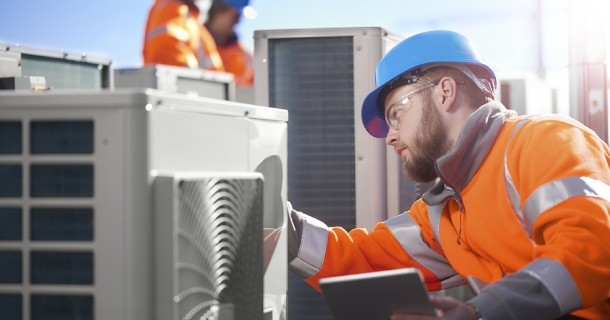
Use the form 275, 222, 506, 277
443, 184, 465, 245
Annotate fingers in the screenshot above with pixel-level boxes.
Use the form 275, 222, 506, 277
429, 295, 461, 310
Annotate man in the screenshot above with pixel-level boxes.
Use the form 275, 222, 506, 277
286, 30, 610, 319
205, 0, 254, 86
143, 0, 224, 71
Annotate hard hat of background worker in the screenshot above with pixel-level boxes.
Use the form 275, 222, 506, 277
221, 0, 250, 12
196, 0, 250, 14
361, 30, 498, 138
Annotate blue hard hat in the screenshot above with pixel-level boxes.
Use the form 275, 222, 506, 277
222, 0, 250, 11
361, 30, 496, 138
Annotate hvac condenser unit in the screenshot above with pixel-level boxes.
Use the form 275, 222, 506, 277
0, 43, 111, 90
254, 27, 435, 320
0, 89, 288, 320
114, 65, 236, 101
498, 73, 555, 116
255, 26, 400, 230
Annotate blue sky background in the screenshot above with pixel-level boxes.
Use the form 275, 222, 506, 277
0, 1, 567, 67
1, 1, 609, 137
0, 0, 607, 86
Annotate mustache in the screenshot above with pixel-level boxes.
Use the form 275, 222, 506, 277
394, 141, 408, 151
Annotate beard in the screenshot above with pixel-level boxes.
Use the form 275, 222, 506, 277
401, 94, 451, 182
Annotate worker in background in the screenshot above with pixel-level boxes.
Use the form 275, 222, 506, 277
142, 0, 224, 71
204, 0, 254, 87
285, 30, 610, 319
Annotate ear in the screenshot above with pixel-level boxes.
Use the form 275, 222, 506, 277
437, 76, 458, 112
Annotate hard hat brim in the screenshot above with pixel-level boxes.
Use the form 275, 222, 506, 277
361, 86, 389, 138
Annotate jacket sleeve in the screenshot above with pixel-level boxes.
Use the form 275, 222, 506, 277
286, 201, 461, 292
469, 117, 610, 319
143, 3, 200, 69
217, 42, 254, 86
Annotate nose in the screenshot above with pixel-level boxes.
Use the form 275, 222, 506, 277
385, 128, 398, 146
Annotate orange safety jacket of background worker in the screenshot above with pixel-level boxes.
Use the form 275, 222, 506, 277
287, 102, 610, 319
143, 0, 224, 71
217, 35, 254, 87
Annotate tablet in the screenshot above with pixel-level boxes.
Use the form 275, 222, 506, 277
319, 268, 436, 320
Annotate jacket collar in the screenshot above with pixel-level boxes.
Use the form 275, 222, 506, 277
423, 101, 516, 204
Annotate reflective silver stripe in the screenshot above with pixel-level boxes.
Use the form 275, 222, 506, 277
522, 258, 582, 314
503, 119, 530, 232
523, 176, 610, 236
146, 0, 192, 43
288, 215, 329, 278
427, 203, 445, 248
440, 274, 467, 289
385, 212, 458, 288
196, 45, 214, 69
146, 25, 168, 43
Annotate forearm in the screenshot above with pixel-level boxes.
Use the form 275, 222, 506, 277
287, 204, 461, 292
468, 258, 580, 320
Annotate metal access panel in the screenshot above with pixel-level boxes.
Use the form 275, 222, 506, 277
0, 43, 112, 89
114, 65, 236, 101
154, 172, 264, 320
0, 88, 288, 320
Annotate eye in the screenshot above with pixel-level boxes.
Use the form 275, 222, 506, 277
386, 106, 399, 122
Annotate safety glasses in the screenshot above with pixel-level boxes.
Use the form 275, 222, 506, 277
384, 82, 436, 130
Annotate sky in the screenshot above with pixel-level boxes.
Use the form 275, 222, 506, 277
0, 0, 607, 82
0, 1, 569, 67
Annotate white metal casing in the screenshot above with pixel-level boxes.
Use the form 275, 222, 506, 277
0, 88, 288, 320
0, 42, 112, 89
113, 65, 236, 101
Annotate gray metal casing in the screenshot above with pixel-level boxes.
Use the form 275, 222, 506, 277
254, 26, 405, 228
253, 26, 406, 320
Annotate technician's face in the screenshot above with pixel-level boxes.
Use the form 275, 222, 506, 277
384, 84, 450, 182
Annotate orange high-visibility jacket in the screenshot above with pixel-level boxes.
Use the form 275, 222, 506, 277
217, 39, 254, 87
143, 0, 224, 71
288, 102, 610, 319
212, 34, 254, 87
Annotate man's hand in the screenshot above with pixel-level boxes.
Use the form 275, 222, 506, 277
391, 296, 479, 320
